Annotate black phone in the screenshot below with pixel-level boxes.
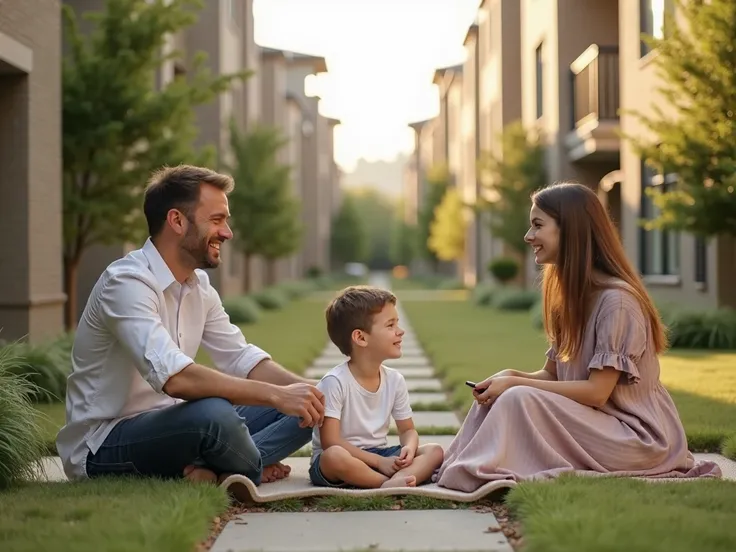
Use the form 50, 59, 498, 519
465, 380, 477, 389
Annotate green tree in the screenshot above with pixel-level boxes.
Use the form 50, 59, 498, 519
625, 0, 736, 237
417, 164, 451, 270
477, 121, 547, 285
389, 218, 418, 266
428, 187, 466, 262
62, 0, 246, 329
225, 120, 301, 291
256, 183, 302, 287
350, 188, 396, 270
330, 195, 368, 266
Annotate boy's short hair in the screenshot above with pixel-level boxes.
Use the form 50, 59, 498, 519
325, 286, 397, 356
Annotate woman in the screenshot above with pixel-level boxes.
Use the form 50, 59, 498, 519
435, 182, 721, 492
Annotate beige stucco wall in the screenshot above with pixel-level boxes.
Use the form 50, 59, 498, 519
287, 63, 330, 275
521, 0, 619, 185
0, 0, 64, 342
520, 0, 619, 286
446, 73, 464, 183
474, 0, 525, 283
460, 34, 479, 286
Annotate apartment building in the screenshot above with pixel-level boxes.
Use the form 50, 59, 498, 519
408, 0, 734, 307
474, 0, 523, 285
282, 53, 339, 275
67, 1, 340, 323
618, 1, 735, 308
261, 48, 341, 278
404, 119, 435, 225
65, 0, 263, 310
0, 0, 65, 342
406, 1, 523, 287
459, 25, 480, 286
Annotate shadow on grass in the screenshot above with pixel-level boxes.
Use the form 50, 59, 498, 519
667, 389, 736, 456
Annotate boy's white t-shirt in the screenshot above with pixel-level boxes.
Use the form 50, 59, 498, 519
311, 362, 413, 460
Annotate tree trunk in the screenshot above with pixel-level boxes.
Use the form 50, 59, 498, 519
518, 253, 527, 290
63, 255, 80, 331
266, 259, 277, 286
242, 253, 251, 293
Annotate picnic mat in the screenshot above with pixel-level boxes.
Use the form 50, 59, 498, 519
219, 458, 515, 503
219, 454, 736, 504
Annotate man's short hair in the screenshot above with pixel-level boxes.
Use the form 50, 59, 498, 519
143, 164, 234, 238
325, 285, 397, 356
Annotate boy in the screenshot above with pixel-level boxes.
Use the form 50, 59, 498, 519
309, 286, 444, 489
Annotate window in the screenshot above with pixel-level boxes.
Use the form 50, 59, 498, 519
639, 162, 680, 276
694, 237, 707, 285
535, 42, 543, 118
640, 0, 673, 56
226, 0, 242, 28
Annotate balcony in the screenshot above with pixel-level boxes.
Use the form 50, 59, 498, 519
565, 45, 620, 162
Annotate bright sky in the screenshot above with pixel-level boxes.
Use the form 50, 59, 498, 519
253, 0, 481, 172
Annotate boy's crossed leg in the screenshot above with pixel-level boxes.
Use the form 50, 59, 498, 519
313, 443, 444, 489
390, 443, 444, 486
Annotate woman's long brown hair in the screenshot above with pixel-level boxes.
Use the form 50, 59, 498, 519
532, 182, 667, 361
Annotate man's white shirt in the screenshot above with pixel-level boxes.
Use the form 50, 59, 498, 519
310, 362, 413, 460
57, 238, 271, 480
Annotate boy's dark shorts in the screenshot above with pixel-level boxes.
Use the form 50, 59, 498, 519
309, 445, 403, 487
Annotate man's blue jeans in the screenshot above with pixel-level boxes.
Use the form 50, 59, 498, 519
85, 398, 311, 486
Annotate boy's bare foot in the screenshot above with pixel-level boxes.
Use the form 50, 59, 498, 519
380, 475, 416, 489
262, 462, 291, 483
183, 464, 217, 483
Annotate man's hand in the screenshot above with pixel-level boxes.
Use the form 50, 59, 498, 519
376, 456, 399, 477
271, 383, 325, 428
393, 445, 416, 470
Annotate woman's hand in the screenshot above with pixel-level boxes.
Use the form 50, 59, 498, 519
490, 369, 516, 379
473, 376, 519, 406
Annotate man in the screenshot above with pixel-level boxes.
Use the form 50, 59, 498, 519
57, 165, 325, 487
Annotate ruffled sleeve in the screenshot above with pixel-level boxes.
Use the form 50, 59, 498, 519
588, 301, 647, 385
545, 347, 557, 362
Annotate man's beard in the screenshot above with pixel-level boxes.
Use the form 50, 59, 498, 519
180, 226, 219, 270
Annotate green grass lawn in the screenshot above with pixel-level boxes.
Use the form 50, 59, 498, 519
0, 478, 227, 552
196, 296, 330, 375
402, 297, 736, 552
17, 295, 331, 551
33, 402, 67, 454
506, 476, 736, 552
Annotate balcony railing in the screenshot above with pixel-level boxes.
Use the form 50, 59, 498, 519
570, 45, 619, 129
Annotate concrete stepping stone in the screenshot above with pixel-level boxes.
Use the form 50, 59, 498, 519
384, 357, 431, 367
409, 392, 450, 405
322, 341, 421, 354
35, 456, 66, 482
306, 366, 435, 379
311, 356, 430, 368
320, 347, 426, 358
391, 411, 460, 430
404, 378, 443, 391
211, 510, 512, 552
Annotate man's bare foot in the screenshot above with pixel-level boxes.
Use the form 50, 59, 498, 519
380, 475, 417, 489
262, 462, 291, 483
183, 464, 217, 484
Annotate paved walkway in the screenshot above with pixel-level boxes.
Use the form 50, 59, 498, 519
210, 274, 513, 552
